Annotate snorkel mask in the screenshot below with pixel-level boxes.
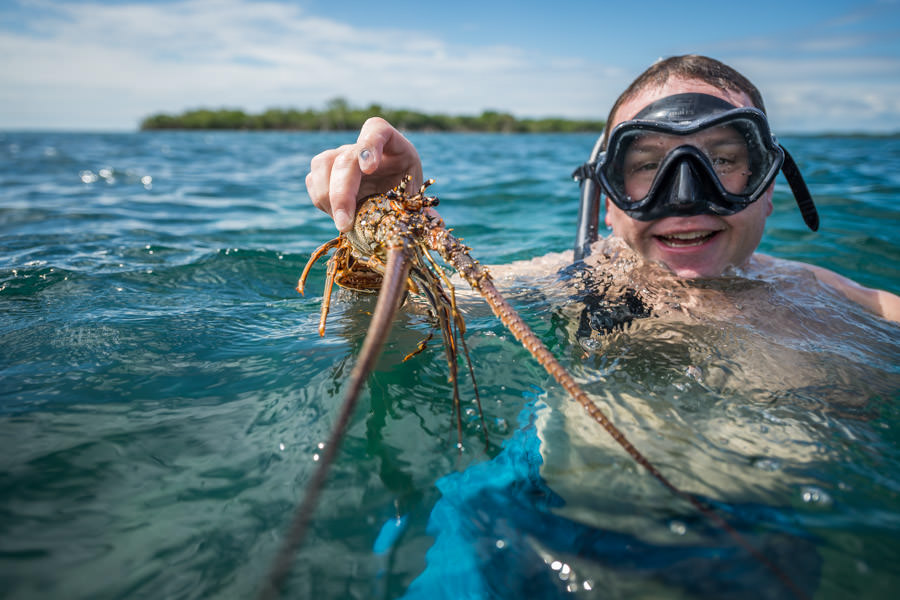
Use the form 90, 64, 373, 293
572, 93, 819, 260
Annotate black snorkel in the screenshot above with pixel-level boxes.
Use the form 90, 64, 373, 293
573, 134, 605, 261
572, 93, 819, 262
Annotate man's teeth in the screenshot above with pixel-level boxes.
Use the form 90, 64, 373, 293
659, 231, 714, 246
669, 232, 707, 239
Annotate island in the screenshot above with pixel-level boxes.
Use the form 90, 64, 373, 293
140, 98, 605, 133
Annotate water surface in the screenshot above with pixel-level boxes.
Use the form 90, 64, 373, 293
1, 131, 898, 599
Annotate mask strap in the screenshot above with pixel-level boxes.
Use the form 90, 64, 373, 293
780, 146, 820, 231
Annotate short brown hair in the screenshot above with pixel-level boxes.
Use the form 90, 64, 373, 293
603, 55, 766, 146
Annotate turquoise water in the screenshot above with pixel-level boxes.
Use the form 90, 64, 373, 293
1, 131, 898, 599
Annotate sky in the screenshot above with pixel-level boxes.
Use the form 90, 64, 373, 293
2, 0, 899, 133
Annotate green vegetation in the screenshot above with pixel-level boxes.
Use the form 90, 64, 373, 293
140, 98, 605, 133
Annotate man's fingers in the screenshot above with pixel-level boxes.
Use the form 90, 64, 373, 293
358, 118, 424, 193
307, 148, 342, 214
328, 148, 363, 232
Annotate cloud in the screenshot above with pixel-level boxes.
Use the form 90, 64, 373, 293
696, 1, 900, 133
2, 0, 900, 132
722, 54, 900, 132
1, 0, 625, 129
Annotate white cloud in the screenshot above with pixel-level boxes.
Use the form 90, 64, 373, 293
2, 0, 899, 132
1, 0, 624, 129
728, 55, 900, 132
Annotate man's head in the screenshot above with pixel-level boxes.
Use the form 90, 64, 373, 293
600, 56, 775, 278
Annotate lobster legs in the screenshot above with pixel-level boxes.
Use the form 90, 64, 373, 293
298, 237, 386, 336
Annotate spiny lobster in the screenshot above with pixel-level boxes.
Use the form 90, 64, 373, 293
257, 176, 806, 600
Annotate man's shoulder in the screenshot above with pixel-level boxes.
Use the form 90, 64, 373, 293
751, 253, 900, 322
487, 249, 573, 281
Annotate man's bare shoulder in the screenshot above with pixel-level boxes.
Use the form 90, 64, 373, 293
486, 249, 573, 281
751, 253, 900, 322
484, 238, 648, 291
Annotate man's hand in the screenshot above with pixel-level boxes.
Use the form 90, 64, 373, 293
305, 117, 423, 231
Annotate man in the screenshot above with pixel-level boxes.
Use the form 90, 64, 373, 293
304, 56, 899, 598
305, 55, 899, 321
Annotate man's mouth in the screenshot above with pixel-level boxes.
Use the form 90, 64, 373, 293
655, 231, 719, 248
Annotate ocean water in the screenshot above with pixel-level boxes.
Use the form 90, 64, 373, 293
1, 130, 898, 599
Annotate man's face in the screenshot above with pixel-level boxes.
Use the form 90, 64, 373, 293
605, 79, 773, 278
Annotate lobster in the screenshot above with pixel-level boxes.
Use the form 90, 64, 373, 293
257, 176, 807, 599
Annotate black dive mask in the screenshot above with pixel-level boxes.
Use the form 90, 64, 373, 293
572, 93, 819, 260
